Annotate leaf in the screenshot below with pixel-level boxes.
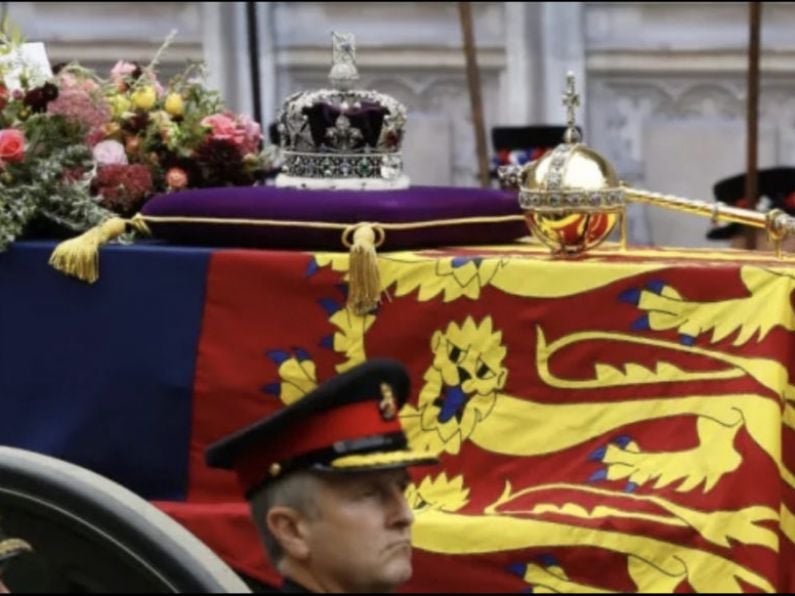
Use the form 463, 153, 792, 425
10, 23, 23, 46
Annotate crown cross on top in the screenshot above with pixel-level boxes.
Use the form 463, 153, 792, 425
562, 71, 582, 144
329, 31, 359, 89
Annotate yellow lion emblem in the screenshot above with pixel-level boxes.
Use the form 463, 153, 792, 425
401, 316, 507, 455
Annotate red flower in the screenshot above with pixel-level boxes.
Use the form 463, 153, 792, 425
0, 84, 8, 111
93, 163, 154, 216
0, 129, 26, 164
23, 83, 59, 113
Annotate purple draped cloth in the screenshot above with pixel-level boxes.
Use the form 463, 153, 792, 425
141, 185, 526, 250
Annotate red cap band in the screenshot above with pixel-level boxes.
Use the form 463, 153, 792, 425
235, 399, 402, 492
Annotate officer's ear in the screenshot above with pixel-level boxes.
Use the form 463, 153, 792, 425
266, 506, 311, 560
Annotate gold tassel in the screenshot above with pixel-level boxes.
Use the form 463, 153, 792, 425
344, 224, 384, 315
48, 217, 129, 283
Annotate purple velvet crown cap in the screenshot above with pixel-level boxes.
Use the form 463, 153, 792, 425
304, 101, 387, 150
140, 185, 526, 250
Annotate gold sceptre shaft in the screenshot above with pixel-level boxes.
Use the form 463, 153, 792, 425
623, 186, 795, 257
512, 74, 795, 258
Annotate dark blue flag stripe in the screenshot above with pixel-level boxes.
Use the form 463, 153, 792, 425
0, 240, 212, 500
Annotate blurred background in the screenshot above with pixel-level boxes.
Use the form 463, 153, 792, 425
5, 1, 795, 247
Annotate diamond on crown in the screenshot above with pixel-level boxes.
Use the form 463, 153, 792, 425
275, 32, 409, 190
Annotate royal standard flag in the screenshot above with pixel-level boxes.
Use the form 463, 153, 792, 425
161, 243, 795, 593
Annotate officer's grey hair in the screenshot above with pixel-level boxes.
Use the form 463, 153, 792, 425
249, 471, 322, 568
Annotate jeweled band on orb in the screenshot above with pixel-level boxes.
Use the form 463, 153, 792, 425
519, 188, 626, 211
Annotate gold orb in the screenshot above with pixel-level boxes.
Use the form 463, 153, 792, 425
518, 142, 625, 255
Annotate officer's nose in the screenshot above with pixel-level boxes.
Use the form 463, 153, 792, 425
390, 487, 414, 529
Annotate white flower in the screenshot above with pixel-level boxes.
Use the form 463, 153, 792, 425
92, 140, 128, 166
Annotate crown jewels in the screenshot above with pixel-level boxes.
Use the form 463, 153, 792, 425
275, 32, 410, 190
509, 72, 625, 255
511, 72, 795, 258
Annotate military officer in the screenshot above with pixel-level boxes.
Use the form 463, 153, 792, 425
205, 358, 436, 593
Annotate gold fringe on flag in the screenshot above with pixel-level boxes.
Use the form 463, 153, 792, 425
342, 223, 385, 316
48, 215, 150, 283
47, 213, 523, 294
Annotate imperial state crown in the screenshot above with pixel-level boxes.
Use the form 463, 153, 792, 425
275, 32, 409, 190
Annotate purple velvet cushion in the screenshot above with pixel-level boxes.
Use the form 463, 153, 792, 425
140, 185, 526, 250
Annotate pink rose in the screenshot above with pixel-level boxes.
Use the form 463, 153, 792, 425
201, 113, 238, 141
0, 129, 26, 164
236, 114, 262, 154
202, 113, 263, 154
92, 140, 128, 166
110, 61, 137, 91
110, 61, 136, 80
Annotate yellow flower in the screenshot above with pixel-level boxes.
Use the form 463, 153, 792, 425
130, 85, 157, 111
164, 93, 184, 117
109, 95, 131, 118
150, 110, 171, 127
